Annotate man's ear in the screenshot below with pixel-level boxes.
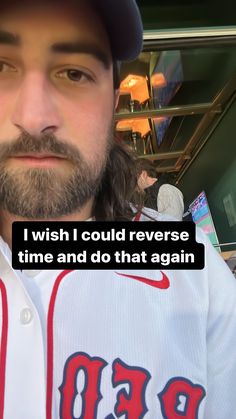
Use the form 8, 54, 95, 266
114, 89, 120, 110
141, 170, 148, 180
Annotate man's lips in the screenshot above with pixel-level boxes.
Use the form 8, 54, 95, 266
8, 154, 66, 168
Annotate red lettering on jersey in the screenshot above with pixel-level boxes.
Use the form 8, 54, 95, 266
158, 377, 206, 418
59, 352, 107, 419
112, 358, 151, 418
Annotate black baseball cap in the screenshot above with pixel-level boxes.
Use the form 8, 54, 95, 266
93, 0, 143, 61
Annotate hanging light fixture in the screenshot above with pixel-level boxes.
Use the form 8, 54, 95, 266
116, 118, 151, 137
120, 74, 150, 104
151, 72, 167, 88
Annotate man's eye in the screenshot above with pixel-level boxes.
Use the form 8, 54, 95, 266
56, 69, 92, 83
0, 62, 16, 72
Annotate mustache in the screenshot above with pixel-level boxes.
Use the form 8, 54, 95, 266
0, 132, 83, 164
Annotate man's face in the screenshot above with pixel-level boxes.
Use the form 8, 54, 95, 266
0, 0, 117, 218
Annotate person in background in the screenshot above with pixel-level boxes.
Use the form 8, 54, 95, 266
133, 157, 184, 220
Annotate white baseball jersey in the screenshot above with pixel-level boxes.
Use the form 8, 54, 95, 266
0, 215, 235, 418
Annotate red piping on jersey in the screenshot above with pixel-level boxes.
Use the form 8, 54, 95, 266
133, 212, 142, 221
46, 270, 73, 419
0, 280, 8, 418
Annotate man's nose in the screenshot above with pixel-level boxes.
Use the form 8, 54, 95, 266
11, 72, 62, 136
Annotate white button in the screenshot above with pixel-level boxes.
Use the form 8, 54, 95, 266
20, 308, 33, 324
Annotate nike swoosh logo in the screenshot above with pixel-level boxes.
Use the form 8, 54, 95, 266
115, 271, 170, 289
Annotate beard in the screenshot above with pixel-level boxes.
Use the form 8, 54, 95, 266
0, 130, 112, 218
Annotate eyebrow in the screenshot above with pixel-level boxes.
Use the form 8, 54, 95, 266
0, 29, 20, 45
51, 42, 111, 69
0, 30, 111, 69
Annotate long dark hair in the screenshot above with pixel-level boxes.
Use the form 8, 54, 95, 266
94, 139, 137, 220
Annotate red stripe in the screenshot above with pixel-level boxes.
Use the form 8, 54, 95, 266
46, 270, 73, 419
133, 212, 142, 221
0, 280, 8, 418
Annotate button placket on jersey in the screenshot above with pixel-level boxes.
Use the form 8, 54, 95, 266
2, 267, 46, 418
20, 307, 33, 324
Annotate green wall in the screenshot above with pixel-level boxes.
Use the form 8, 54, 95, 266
138, 0, 236, 30
179, 99, 236, 249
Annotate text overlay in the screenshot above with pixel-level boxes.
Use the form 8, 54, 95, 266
12, 221, 205, 270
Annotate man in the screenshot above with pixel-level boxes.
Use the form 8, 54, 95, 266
0, 1, 235, 418
134, 158, 185, 220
